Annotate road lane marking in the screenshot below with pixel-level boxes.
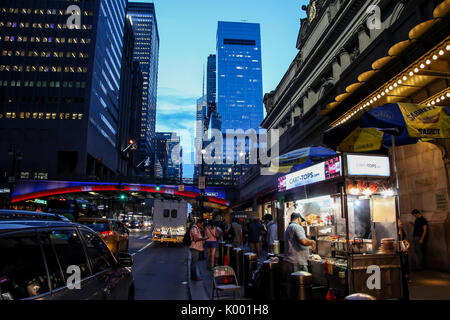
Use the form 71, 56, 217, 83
131, 241, 153, 256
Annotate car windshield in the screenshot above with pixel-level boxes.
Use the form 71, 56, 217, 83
80, 221, 110, 232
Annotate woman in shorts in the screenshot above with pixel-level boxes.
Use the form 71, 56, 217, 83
204, 220, 219, 269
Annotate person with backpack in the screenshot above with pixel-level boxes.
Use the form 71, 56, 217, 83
204, 220, 219, 269
226, 218, 243, 248
189, 219, 208, 281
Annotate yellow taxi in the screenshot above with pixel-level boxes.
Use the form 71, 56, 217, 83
77, 217, 129, 255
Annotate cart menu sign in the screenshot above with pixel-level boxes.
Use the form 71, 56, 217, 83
278, 156, 342, 192
346, 154, 390, 177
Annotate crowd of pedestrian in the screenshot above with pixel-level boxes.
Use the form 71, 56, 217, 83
188, 214, 279, 281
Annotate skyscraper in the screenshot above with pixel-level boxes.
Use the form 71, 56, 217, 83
155, 132, 182, 182
126, 2, 160, 176
118, 16, 143, 176
198, 22, 264, 185
216, 21, 264, 132
194, 95, 207, 181
0, 0, 127, 179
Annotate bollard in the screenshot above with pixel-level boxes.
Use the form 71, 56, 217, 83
237, 249, 244, 285
218, 241, 226, 265
263, 259, 280, 300
231, 248, 243, 285
290, 271, 313, 300
244, 252, 257, 298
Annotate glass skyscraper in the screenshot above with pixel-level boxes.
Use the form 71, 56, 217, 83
0, 0, 127, 179
216, 21, 264, 132
126, 2, 160, 176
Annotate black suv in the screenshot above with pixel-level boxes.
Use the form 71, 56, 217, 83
0, 210, 135, 300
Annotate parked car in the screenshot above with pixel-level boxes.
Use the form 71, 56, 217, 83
77, 217, 128, 255
0, 209, 134, 300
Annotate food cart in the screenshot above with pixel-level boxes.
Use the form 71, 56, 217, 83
277, 153, 403, 299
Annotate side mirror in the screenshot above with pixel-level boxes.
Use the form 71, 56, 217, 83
117, 252, 133, 268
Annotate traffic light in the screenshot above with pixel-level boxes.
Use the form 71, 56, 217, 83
155, 185, 161, 191
119, 194, 126, 200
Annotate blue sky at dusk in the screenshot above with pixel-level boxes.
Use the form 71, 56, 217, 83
131, 0, 308, 177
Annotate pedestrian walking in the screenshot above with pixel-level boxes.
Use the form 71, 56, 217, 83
282, 212, 316, 299
248, 218, 264, 258
264, 214, 278, 254
205, 220, 219, 269
410, 209, 428, 271
189, 219, 208, 281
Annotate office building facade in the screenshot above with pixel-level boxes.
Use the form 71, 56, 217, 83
0, 0, 127, 180
118, 16, 143, 176
126, 2, 160, 176
216, 21, 264, 132
197, 22, 264, 185
155, 132, 182, 182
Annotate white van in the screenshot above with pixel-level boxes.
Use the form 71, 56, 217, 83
152, 200, 187, 244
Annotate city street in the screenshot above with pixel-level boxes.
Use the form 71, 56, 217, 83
128, 231, 189, 300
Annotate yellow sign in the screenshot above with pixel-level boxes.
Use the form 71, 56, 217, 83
398, 103, 450, 138
339, 127, 383, 152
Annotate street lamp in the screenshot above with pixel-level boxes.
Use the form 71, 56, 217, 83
239, 151, 245, 176
228, 167, 233, 184
122, 139, 136, 153
199, 149, 207, 218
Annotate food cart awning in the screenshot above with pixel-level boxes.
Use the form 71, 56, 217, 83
320, 0, 450, 127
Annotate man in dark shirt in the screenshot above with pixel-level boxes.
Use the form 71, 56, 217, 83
411, 209, 428, 271
248, 219, 264, 258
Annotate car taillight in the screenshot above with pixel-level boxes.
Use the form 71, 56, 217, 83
101, 231, 115, 236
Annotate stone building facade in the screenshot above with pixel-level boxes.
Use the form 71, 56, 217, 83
238, 0, 450, 271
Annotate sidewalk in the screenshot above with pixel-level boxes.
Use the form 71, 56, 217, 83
187, 247, 266, 300
409, 269, 450, 300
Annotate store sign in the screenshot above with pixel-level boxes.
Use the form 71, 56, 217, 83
278, 156, 342, 192
346, 154, 390, 177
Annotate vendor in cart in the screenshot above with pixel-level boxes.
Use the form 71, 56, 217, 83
282, 212, 316, 298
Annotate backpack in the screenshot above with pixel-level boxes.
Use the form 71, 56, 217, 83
183, 225, 193, 246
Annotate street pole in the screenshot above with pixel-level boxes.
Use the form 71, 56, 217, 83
8, 145, 22, 209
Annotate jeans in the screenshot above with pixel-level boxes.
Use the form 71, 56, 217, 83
190, 249, 202, 279
412, 237, 426, 270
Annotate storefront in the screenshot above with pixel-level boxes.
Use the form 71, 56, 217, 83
277, 153, 403, 299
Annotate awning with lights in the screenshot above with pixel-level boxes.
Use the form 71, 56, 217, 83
321, 0, 450, 128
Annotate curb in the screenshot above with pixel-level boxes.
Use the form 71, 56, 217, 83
187, 248, 210, 300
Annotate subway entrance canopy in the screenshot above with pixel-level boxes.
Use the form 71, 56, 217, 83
10, 180, 230, 211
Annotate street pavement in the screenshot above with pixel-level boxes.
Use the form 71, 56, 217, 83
128, 230, 189, 300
